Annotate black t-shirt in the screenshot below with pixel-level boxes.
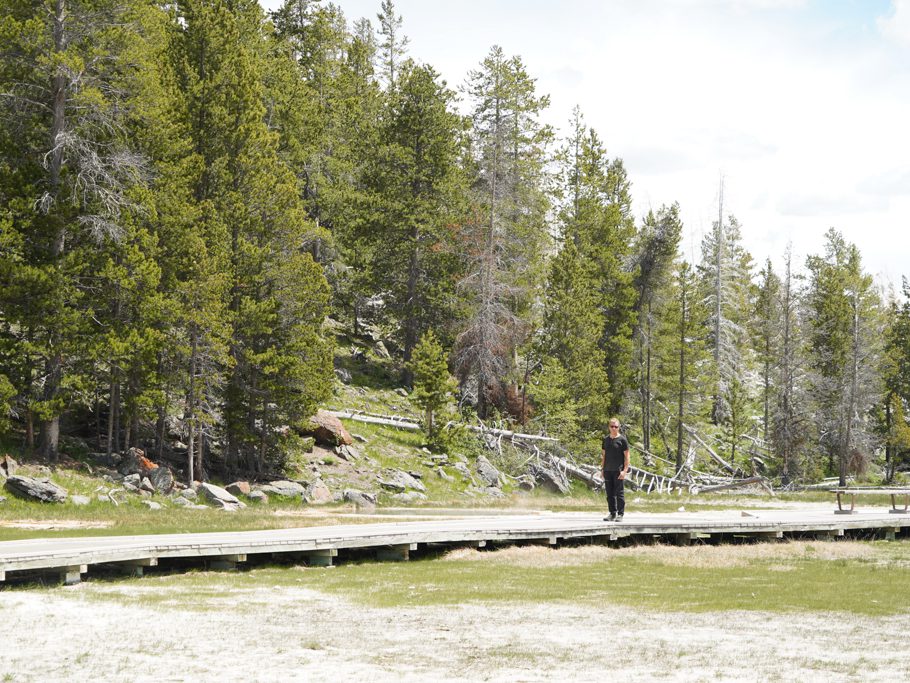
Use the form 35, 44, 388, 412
602, 434, 629, 472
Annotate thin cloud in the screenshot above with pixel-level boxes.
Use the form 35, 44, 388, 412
858, 166, 910, 197
878, 0, 910, 44
777, 192, 889, 217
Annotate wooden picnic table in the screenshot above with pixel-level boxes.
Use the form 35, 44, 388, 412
829, 488, 910, 515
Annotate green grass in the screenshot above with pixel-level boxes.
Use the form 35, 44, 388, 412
284, 545, 910, 616
0, 463, 384, 541
38, 539, 910, 617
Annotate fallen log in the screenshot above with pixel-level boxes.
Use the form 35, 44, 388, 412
694, 475, 770, 493
543, 453, 601, 487
328, 410, 557, 442
683, 425, 738, 474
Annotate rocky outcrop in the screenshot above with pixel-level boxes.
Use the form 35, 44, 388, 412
5, 475, 68, 503
475, 456, 502, 488
306, 479, 333, 504
148, 466, 175, 494
226, 481, 251, 497
391, 491, 427, 504
0, 455, 18, 478
118, 447, 158, 477
249, 490, 269, 504
178, 487, 198, 500
258, 480, 307, 499
453, 462, 475, 484
198, 482, 246, 511
343, 489, 376, 508
379, 469, 426, 494
530, 464, 571, 495
517, 475, 536, 491
302, 410, 353, 447
335, 444, 360, 461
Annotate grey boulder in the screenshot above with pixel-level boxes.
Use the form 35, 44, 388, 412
5, 475, 68, 503
475, 455, 502, 488
198, 482, 246, 511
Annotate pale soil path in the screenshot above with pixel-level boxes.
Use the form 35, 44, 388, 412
1, 580, 907, 682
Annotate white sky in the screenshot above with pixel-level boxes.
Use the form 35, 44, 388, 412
260, 0, 910, 287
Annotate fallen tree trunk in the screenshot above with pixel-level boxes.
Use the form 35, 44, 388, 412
541, 452, 601, 487
327, 411, 420, 431
683, 425, 738, 474
695, 475, 767, 493
329, 410, 558, 442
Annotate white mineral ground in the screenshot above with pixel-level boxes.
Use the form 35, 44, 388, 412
1, 542, 908, 682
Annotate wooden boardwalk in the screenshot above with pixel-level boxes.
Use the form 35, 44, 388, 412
2, 508, 908, 585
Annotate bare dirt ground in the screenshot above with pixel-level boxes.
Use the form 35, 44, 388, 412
2, 563, 908, 683
0, 519, 114, 531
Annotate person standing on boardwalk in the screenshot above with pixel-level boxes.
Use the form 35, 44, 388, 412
601, 418, 630, 521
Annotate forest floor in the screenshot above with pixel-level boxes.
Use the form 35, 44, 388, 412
3, 540, 910, 682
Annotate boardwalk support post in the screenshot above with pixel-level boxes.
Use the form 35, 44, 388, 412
61, 564, 87, 585
377, 543, 416, 562
116, 558, 158, 577
210, 554, 246, 570
305, 549, 338, 567
755, 531, 783, 540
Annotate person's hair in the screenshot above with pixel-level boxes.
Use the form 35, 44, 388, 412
608, 417, 621, 428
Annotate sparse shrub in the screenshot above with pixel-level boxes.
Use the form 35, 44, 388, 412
280, 432, 315, 476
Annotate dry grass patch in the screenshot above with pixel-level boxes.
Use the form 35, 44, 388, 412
442, 539, 881, 569
0, 519, 114, 530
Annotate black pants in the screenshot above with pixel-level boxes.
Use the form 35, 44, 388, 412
603, 470, 625, 515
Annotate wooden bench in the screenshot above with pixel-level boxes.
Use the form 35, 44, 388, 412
829, 488, 910, 515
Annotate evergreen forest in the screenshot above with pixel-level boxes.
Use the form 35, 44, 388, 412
2, 0, 910, 487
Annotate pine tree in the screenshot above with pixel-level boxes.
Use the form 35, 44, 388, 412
174, 0, 333, 472
0, 373, 14, 435
561, 112, 637, 418
271, 1, 381, 334
751, 258, 782, 443
632, 203, 682, 453
698, 205, 754, 428
805, 229, 883, 484
537, 238, 610, 444
537, 107, 639, 445
410, 330, 456, 446
874, 279, 910, 482
455, 46, 551, 419
363, 61, 468, 383
770, 248, 809, 483
0, 0, 151, 459
653, 260, 710, 470
376, 0, 409, 90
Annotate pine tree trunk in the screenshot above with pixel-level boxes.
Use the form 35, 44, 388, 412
763, 345, 771, 443
129, 375, 139, 449
38, 0, 69, 463
258, 394, 267, 474
643, 305, 652, 454
197, 418, 205, 482
186, 335, 197, 484
25, 410, 34, 452
402, 223, 420, 387
676, 291, 686, 471
841, 300, 861, 486
885, 398, 894, 484
780, 258, 793, 484
107, 377, 119, 456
